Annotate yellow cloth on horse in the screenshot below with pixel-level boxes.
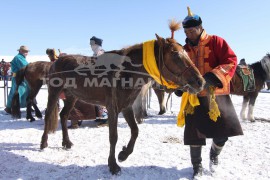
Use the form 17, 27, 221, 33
177, 86, 221, 127
143, 40, 178, 89
177, 92, 200, 127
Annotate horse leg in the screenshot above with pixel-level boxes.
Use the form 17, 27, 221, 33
107, 106, 121, 175
240, 96, 249, 120
40, 90, 61, 149
247, 93, 258, 122
26, 98, 35, 122
118, 106, 138, 162
33, 100, 42, 118
60, 94, 77, 149
153, 88, 166, 115
26, 81, 43, 121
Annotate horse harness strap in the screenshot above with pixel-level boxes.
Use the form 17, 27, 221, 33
158, 46, 192, 87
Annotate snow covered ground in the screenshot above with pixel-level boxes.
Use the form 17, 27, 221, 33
0, 84, 270, 180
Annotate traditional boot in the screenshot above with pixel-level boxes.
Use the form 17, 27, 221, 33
190, 145, 203, 178
209, 142, 223, 172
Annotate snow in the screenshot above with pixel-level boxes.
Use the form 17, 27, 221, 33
0, 83, 270, 180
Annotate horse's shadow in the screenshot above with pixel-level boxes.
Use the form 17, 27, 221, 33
0, 142, 193, 180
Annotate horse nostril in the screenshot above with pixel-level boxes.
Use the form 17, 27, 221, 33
197, 79, 202, 87
197, 78, 205, 88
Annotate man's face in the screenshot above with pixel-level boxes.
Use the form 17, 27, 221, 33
91, 44, 100, 54
20, 50, 29, 57
184, 26, 202, 42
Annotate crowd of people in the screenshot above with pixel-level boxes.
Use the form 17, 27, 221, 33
4, 6, 268, 178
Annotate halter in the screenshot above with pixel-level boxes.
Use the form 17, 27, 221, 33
158, 44, 193, 89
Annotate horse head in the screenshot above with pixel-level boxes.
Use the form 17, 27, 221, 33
155, 34, 205, 94
260, 53, 270, 80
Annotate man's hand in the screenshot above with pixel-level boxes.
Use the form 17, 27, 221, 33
203, 72, 223, 89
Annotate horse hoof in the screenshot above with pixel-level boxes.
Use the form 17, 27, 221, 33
36, 113, 42, 118
62, 141, 73, 149
40, 142, 48, 149
30, 118, 36, 122
158, 109, 166, 115
118, 146, 128, 162
109, 164, 121, 175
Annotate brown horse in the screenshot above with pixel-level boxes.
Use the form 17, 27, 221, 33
230, 54, 270, 122
40, 29, 205, 174
11, 61, 53, 121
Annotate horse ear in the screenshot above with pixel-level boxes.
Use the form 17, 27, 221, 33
155, 33, 165, 47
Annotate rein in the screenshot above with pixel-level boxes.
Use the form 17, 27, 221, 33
158, 45, 192, 88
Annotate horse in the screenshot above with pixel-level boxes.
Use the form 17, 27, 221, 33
40, 25, 205, 175
11, 61, 53, 121
230, 54, 270, 122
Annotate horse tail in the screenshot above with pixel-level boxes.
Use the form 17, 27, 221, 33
47, 104, 59, 133
11, 66, 28, 118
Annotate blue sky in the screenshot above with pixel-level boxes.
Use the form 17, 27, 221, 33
1, 0, 270, 64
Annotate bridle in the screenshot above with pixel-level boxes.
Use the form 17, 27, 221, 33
158, 43, 193, 89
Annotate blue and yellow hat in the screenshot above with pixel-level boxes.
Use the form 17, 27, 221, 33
182, 7, 202, 28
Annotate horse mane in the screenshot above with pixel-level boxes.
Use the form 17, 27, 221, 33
107, 43, 143, 56
260, 53, 270, 79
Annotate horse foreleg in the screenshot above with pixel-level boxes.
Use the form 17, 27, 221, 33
118, 106, 138, 162
60, 95, 77, 149
107, 106, 121, 175
247, 94, 258, 122
240, 96, 249, 120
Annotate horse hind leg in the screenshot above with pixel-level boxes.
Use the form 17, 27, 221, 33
247, 94, 258, 122
26, 98, 35, 122
60, 93, 77, 149
26, 81, 43, 121
240, 96, 249, 120
118, 106, 138, 162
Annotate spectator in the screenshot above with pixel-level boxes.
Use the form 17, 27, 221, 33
5, 46, 30, 114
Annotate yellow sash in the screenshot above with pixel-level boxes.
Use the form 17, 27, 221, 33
177, 86, 221, 127
143, 40, 178, 89
177, 92, 200, 127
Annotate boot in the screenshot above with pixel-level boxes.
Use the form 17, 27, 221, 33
190, 146, 203, 178
209, 142, 223, 172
